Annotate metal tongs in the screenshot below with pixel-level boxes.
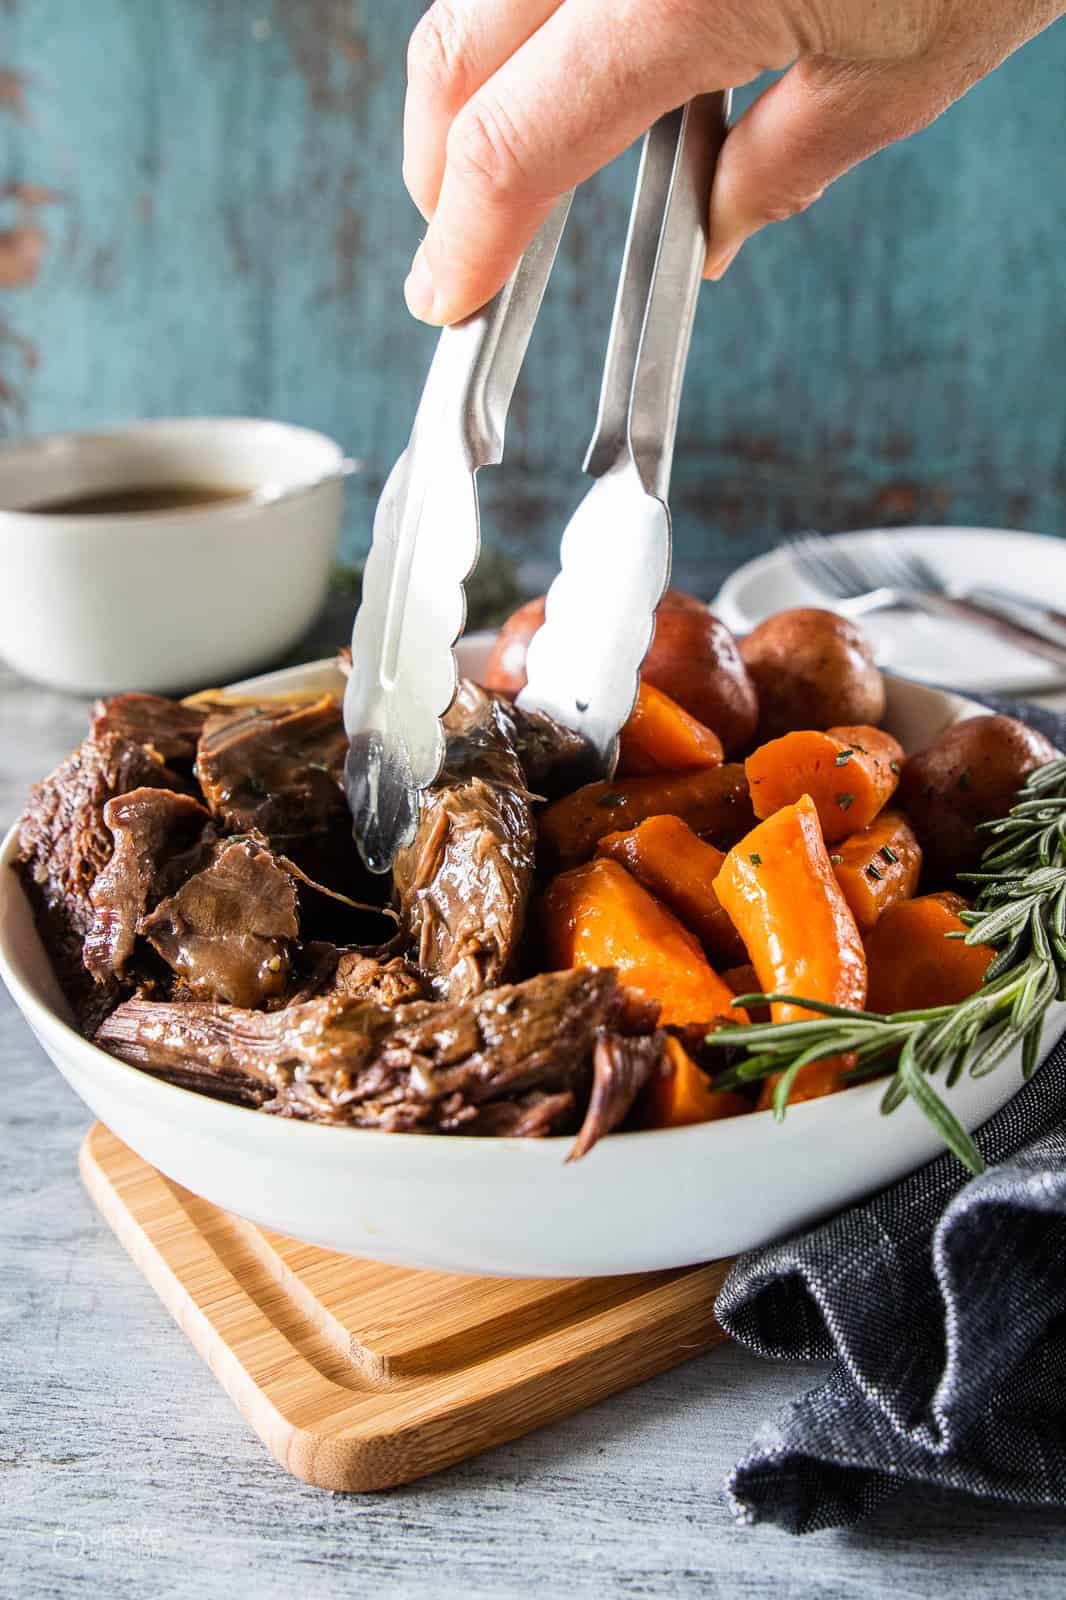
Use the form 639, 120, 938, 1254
345, 93, 730, 871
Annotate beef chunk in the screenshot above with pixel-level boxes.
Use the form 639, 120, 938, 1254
16, 732, 188, 1025
85, 788, 210, 981
506, 702, 594, 797
456, 1089, 578, 1137
393, 682, 535, 1002
140, 837, 299, 1007
283, 945, 427, 1008
439, 680, 593, 796
91, 694, 206, 765
194, 696, 347, 837
566, 1033, 664, 1161
324, 950, 428, 1006
96, 966, 621, 1133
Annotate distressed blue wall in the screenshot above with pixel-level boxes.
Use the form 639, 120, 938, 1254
1, 1, 1064, 588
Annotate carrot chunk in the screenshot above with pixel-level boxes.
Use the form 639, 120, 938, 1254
539, 765, 754, 870
745, 724, 904, 843
642, 1037, 752, 1128
714, 794, 867, 1103
596, 813, 745, 965
865, 891, 994, 1013
616, 682, 724, 777
830, 809, 922, 932
542, 857, 745, 1027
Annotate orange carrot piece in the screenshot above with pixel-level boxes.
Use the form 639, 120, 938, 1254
756, 1058, 844, 1111
596, 814, 746, 965
830, 809, 922, 932
865, 891, 994, 1014
721, 963, 770, 1022
539, 765, 754, 870
542, 857, 746, 1027
745, 724, 904, 843
642, 1037, 752, 1128
714, 794, 867, 1104
616, 682, 724, 777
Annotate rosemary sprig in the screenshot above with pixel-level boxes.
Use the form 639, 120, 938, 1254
703, 756, 1066, 1175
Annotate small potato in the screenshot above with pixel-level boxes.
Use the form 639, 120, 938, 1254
641, 602, 758, 757
483, 589, 759, 756
740, 607, 885, 739
899, 714, 1058, 880
483, 595, 545, 698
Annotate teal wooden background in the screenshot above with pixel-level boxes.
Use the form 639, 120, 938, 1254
1, 1, 1064, 586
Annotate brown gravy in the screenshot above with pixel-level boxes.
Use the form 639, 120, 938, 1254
26, 483, 253, 515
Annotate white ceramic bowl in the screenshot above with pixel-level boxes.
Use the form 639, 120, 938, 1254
0, 418, 347, 694
0, 644, 1049, 1277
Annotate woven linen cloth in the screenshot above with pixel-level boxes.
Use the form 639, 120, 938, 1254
715, 697, 1066, 1533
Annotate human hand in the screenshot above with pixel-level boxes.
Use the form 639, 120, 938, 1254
402, 0, 1064, 324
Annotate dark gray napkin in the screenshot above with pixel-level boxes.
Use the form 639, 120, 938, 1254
715, 697, 1066, 1534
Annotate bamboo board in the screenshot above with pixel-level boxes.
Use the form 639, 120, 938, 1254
80, 1122, 730, 1491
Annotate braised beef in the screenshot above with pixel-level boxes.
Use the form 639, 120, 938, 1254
194, 696, 347, 837
324, 950, 427, 1006
506, 702, 594, 797
96, 967, 622, 1136
455, 1089, 578, 1137
85, 788, 210, 981
141, 837, 299, 1007
282, 944, 426, 1008
16, 732, 189, 1026
393, 683, 536, 1002
566, 1032, 664, 1161
91, 694, 206, 765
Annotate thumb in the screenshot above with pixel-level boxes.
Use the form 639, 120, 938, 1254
705, 53, 966, 278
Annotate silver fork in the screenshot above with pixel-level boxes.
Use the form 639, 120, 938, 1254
786, 532, 1066, 673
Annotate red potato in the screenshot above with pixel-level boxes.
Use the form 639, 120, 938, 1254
899, 714, 1059, 879
483, 590, 759, 756
739, 608, 885, 739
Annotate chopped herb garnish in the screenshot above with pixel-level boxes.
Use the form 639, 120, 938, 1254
866, 863, 884, 881
890, 760, 901, 775
851, 741, 868, 754
749, 852, 762, 866
835, 750, 854, 767
598, 792, 626, 808
837, 792, 854, 810
829, 853, 844, 866
880, 845, 899, 864
958, 769, 974, 791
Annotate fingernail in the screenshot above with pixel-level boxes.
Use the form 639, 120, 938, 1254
404, 245, 437, 322
705, 243, 741, 282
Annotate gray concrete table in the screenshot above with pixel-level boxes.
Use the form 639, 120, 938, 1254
3, 651, 1066, 1600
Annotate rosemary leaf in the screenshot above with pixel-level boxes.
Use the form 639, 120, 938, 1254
897, 1037, 985, 1175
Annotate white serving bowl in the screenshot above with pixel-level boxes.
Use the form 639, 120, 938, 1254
0, 418, 347, 694
0, 644, 1050, 1277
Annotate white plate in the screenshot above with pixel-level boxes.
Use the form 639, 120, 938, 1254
0, 648, 1050, 1277
714, 526, 1066, 696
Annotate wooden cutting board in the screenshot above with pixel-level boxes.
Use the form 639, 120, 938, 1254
80, 1122, 730, 1491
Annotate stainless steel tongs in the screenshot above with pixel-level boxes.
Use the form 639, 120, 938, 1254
345, 92, 730, 871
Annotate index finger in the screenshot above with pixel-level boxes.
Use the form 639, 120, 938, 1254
408, 0, 714, 324
404, 0, 566, 220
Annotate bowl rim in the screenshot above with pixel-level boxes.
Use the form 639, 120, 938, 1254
0, 417, 349, 525
0, 660, 997, 1165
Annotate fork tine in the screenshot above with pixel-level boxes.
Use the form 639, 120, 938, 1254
784, 533, 854, 599
897, 542, 943, 592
